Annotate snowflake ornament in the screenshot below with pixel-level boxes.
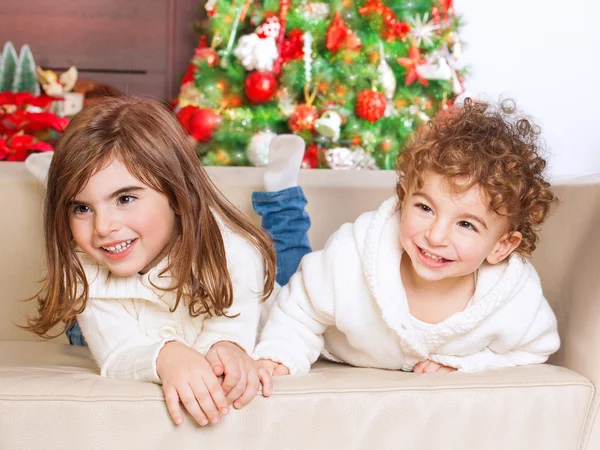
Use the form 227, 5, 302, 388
408, 13, 439, 47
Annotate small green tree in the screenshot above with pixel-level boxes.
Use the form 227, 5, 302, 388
0, 42, 18, 92
13, 44, 40, 95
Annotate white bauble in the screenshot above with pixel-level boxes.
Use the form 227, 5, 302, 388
247, 131, 277, 167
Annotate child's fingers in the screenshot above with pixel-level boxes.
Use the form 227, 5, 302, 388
202, 374, 230, 417
225, 367, 247, 405
234, 370, 261, 409
163, 385, 185, 425
413, 361, 425, 373
205, 349, 224, 377
178, 384, 210, 426
220, 361, 242, 397
258, 367, 273, 397
273, 364, 290, 376
422, 361, 440, 373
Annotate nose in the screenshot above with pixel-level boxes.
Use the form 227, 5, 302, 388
94, 211, 120, 237
425, 218, 450, 247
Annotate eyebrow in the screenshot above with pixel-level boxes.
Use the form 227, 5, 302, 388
72, 185, 146, 204
412, 191, 488, 230
106, 186, 146, 201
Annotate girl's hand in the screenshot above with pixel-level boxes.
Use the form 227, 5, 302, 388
258, 358, 290, 377
413, 360, 457, 374
156, 341, 229, 426
205, 341, 273, 408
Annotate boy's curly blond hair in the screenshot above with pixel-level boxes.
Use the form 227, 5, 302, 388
395, 98, 558, 258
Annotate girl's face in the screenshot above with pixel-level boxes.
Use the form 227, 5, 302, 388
399, 171, 520, 284
69, 158, 176, 277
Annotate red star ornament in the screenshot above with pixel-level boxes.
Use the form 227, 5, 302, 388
397, 46, 429, 87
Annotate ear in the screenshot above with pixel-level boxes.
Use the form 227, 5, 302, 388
486, 231, 523, 265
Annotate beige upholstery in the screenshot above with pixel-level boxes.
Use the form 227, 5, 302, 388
1, 162, 599, 449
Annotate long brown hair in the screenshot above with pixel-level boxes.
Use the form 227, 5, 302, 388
28, 97, 276, 338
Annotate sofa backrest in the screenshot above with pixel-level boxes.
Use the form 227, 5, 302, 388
2, 162, 600, 369
0, 163, 398, 341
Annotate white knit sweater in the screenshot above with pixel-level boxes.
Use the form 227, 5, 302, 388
254, 197, 560, 374
76, 219, 268, 384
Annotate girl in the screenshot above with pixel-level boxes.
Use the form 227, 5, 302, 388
26, 97, 284, 427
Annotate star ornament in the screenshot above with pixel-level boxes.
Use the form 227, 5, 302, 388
397, 46, 429, 87
408, 13, 440, 48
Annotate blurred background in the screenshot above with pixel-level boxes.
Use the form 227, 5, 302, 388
1, 0, 598, 179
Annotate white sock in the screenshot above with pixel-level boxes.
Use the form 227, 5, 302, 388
263, 134, 305, 192
25, 152, 54, 187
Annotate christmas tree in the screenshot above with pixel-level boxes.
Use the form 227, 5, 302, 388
13, 44, 40, 95
0, 42, 19, 93
176, 0, 465, 170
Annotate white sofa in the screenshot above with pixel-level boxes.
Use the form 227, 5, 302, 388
1, 162, 599, 450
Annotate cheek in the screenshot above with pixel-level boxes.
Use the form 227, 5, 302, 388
453, 234, 490, 263
69, 218, 88, 248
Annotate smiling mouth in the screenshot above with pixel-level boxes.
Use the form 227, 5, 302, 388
417, 246, 453, 263
101, 239, 136, 254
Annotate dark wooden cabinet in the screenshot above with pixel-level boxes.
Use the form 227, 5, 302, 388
0, 0, 202, 100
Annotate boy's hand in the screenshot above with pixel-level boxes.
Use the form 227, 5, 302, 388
413, 360, 457, 374
258, 358, 290, 377
156, 341, 229, 427
205, 341, 273, 408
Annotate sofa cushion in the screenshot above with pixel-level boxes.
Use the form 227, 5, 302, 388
0, 341, 592, 450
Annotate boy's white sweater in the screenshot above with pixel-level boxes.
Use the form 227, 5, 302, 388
76, 220, 267, 384
253, 197, 560, 374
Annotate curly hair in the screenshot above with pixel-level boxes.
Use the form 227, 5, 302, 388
395, 98, 558, 258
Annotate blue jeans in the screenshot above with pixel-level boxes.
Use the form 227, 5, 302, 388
66, 186, 312, 346
252, 186, 312, 287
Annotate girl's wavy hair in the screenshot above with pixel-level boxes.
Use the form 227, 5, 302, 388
28, 97, 276, 338
395, 98, 558, 258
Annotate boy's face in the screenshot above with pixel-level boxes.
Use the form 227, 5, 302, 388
399, 171, 521, 283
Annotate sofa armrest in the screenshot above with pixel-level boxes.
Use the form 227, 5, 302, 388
531, 177, 600, 449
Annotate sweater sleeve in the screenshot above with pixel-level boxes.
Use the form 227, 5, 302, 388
253, 233, 340, 375
429, 299, 560, 372
77, 297, 187, 384
192, 229, 265, 356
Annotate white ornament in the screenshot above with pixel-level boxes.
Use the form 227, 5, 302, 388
247, 131, 277, 167
377, 59, 396, 100
256, 16, 281, 39
233, 33, 278, 72
441, 47, 465, 95
315, 111, 342, 142
300, 2, 330, 21
303, 32, 314, 84
325, 146, 379, 170
416, 55, 452, 80
277, 88, 296, 117
205, 0, 217, 15
408, 13, 440, 48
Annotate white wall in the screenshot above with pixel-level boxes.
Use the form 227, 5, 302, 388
456, 0, 600, 181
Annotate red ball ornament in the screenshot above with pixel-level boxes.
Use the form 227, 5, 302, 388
177, 106, 221, 142
355, 89, 387, 123
245, 71, 278, 104
288, 104, 319, 133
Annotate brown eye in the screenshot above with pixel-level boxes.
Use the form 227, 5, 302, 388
416, 203, 432, 213
458, 221, 476, 231
117, 195, 136, 205
73, 204, 91, 214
